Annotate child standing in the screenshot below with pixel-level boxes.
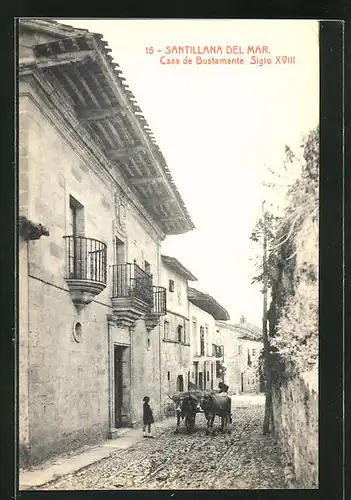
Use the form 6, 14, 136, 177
142, 396, 154, 438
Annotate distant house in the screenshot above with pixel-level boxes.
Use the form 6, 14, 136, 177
216, 316, 263, 394
188, 287, 230, 391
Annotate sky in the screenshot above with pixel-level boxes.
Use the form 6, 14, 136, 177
61, 19, 319, 326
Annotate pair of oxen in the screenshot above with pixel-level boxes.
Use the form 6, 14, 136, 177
169, 390, 232, 435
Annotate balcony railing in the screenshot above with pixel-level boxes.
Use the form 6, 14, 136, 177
152, 286, 167, 316
64, 236, 107, 283
112, 262, 153, 305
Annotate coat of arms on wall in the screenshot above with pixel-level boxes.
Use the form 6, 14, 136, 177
114, 186, 127, 233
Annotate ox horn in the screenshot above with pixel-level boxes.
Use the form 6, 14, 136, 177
167, 394, 174, 400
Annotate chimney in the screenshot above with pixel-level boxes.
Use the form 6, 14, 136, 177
240, 315, 246, 324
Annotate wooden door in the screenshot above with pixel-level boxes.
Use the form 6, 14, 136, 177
114, 346, 123, 428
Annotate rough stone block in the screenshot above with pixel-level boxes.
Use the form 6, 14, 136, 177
50, 242, 64, 259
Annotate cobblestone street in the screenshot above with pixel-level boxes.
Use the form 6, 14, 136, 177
36, 395, 286, 490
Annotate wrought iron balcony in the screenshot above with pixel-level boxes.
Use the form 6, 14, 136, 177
145, 286, 167, 332
215, 344, 224, 359
63, 235, 107, 312
151, 286, 167, 315
111, 262, 154, 327
112, 262, 153, 303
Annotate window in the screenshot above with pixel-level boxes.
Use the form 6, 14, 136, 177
252, 349, 256, 356
144, 260, 151, 275
200, 327, 205, 356
207, 371, 210, 381
247, 349, 252, 367
164, 320, 170, 340
167, 371, 170, 381
238, 344, 242, 355
177, 325, 183, 343
169, 279, 175, 292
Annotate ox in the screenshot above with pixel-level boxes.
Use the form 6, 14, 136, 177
200, 392, 232, 435
171, 392, 199, 434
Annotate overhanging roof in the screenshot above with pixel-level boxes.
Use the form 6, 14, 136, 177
216, 320, 263, 341
188, 287, 230, 321
19, 18, 195, 236
161, 255, 197, 281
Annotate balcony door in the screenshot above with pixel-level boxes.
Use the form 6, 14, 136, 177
115, 237, 125, 264
68, 196, 85, 279
69, 195, 84, 236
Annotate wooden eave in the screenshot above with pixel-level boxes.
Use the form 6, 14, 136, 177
22, 22, 195, 236
216, 320, 262, 339
161, 255, 197, 281
187, 287, 230, 321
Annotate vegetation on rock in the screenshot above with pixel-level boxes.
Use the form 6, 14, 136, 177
251, 126, 319, 398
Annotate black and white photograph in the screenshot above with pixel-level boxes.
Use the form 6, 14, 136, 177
18, 17, 320, 490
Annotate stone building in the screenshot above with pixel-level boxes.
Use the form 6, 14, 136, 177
188, 287, 230, 391
18, 18, 194, 466
216, 317, 263, 394
159, 255, 197, 411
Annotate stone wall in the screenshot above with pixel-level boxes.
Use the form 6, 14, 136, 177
160, 265, 189, 319
160, 317, 191, 415
19, 81, 164, 466
272, 372, 318, 488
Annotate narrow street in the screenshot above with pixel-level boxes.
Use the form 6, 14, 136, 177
37, 395, 286, 490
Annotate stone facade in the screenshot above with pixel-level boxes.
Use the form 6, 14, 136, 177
18, 19, 194, 467
237, 338, 262, 394
216, 320, 263, 394
18, 87, 163, 464
214, 322, 240, 393
272, 372, 318, 488
159, 257, 194, 414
